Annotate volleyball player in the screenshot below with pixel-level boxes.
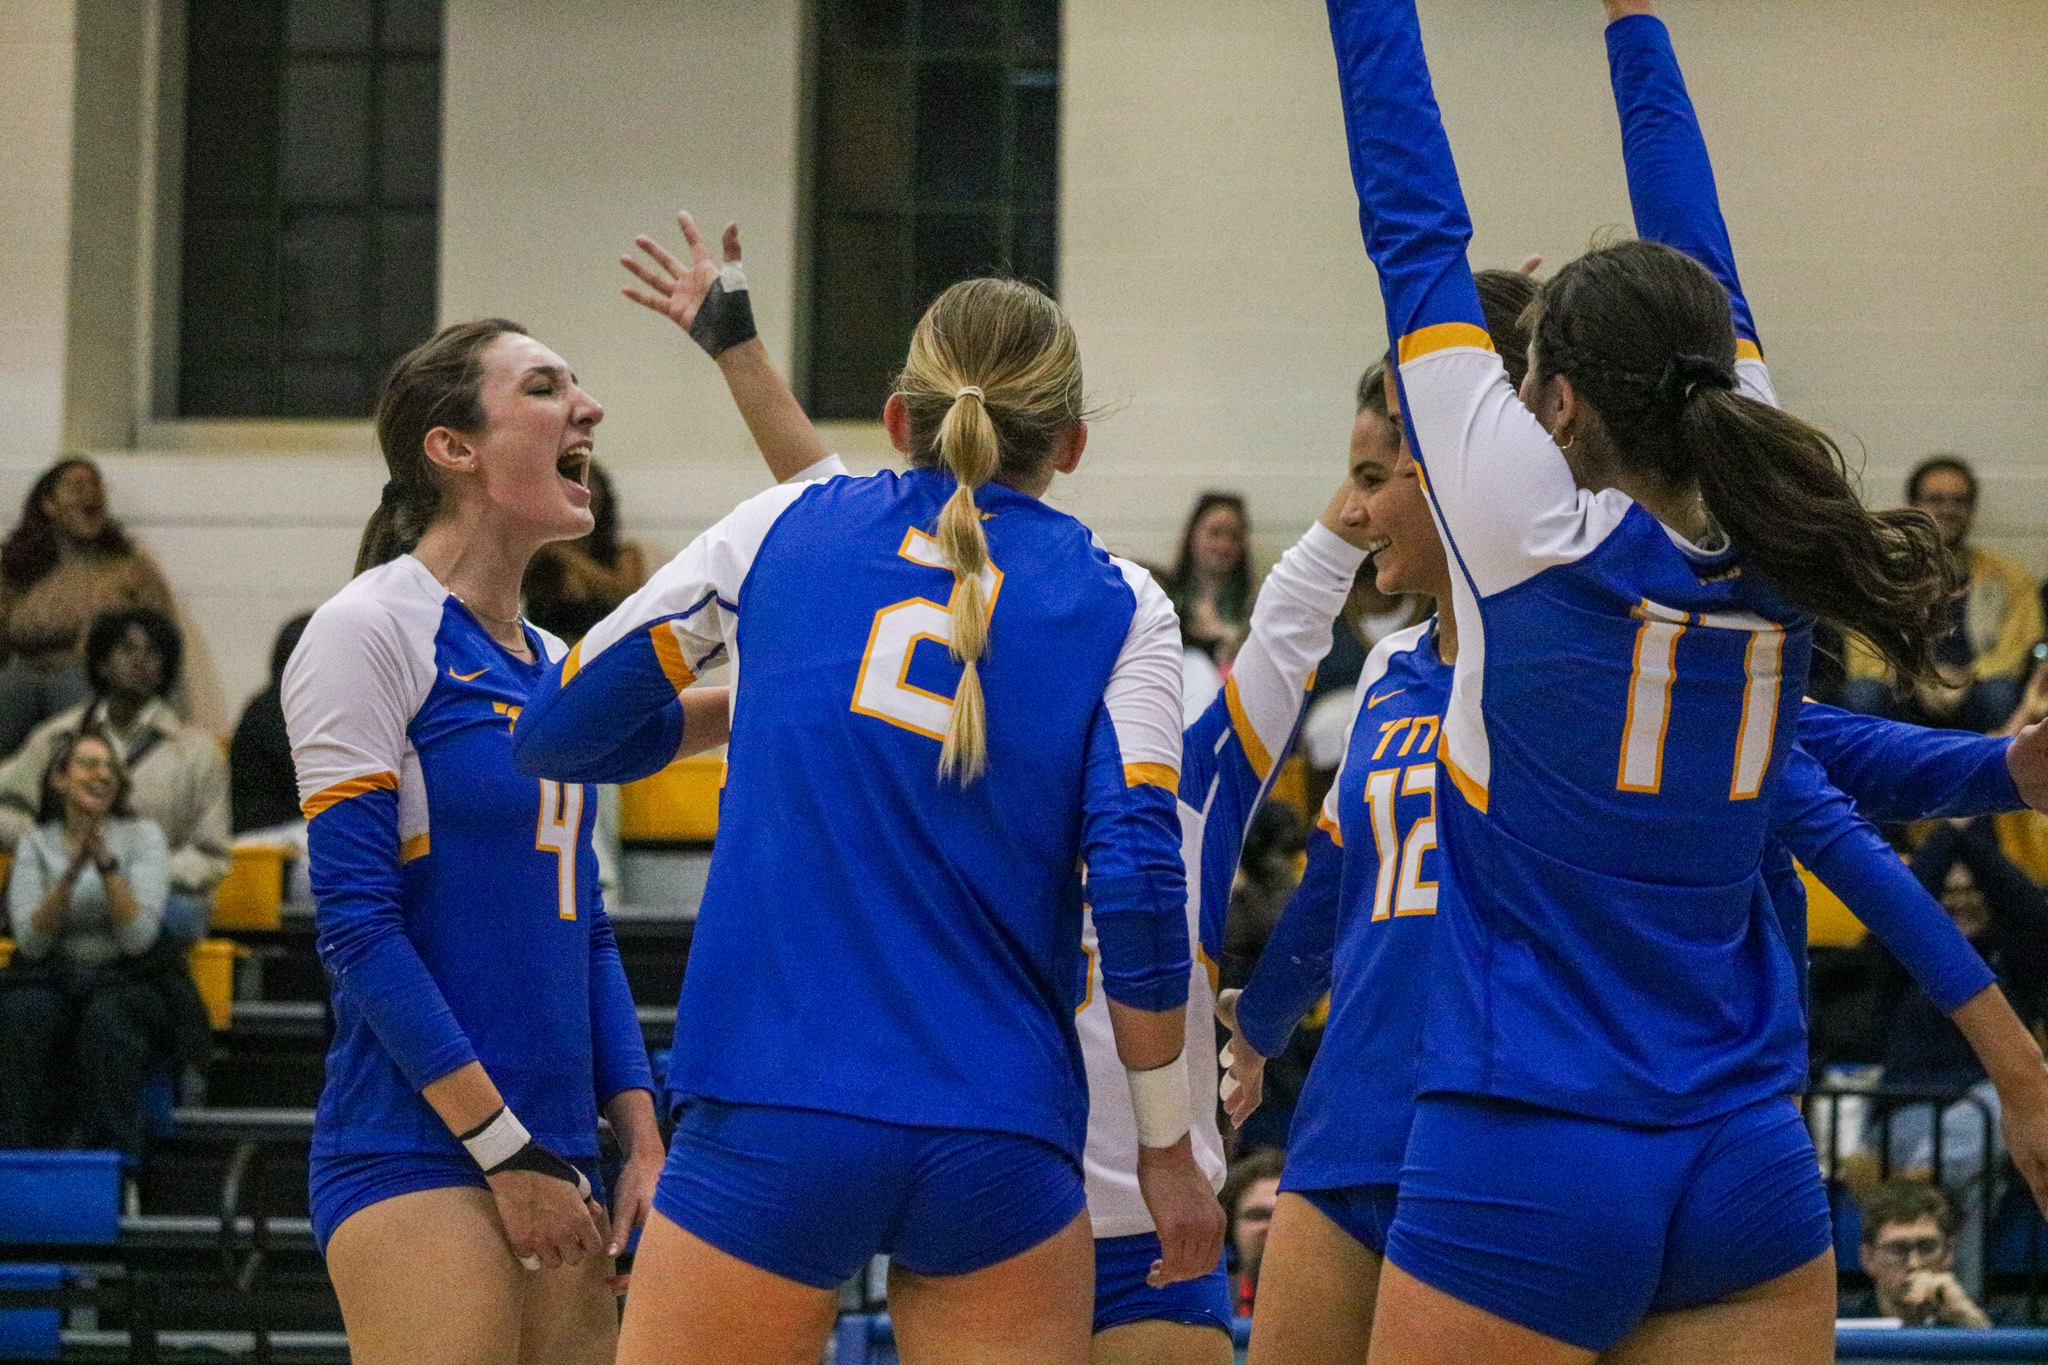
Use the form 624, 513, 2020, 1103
284, 322, 722, 1365
1326, 0, 1962, 1358
513, 268, 1223, 1365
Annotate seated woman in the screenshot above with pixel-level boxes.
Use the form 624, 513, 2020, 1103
0, 731, 204, 1160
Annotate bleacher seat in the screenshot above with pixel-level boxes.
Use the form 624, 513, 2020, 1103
211, 845, 287, 932
0, 937, 248, 1030
0, 1150, 121, 1362
621, 754, 723, 843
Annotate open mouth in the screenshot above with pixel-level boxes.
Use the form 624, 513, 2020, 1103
557, 443, 593, 489
1362, 535, 1393, 558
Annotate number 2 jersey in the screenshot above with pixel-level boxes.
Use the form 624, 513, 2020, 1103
512, 465, 1191, 1162
283, 554, 650, 1161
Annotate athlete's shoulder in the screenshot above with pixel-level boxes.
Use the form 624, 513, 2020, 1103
290, 556, 444, 685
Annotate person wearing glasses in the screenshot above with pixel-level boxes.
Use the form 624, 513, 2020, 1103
1841, 1180, 1998, 1327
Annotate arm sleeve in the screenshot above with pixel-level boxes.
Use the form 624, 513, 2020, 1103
1773, 746, 1994, 1013
110, 821, 170, 957
168, 744, 233, 893
8, 837, 51, 959
285, 598, 479, 1093
1235, 825, 1343, 1059
587, 897, 654, 1106
1084, 572, 1193, 1013
513, 482, 811, 785
1798, 701, 2020, 820
1330, 0, 1620, 603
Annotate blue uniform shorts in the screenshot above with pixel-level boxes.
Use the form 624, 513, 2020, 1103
309, 1149, 606, 1255
1092, 1233, 1233, 1337
1387, 1093, 1831, 1352
654, 1098, 1085, 1290
1292, 1182, 1399, 1257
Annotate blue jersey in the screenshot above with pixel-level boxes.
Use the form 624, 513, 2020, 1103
283, 555, 650, 1161
1333, 0, 1809, 1124
513, 466, 1191, 1160
1239, 621, 1452, 1188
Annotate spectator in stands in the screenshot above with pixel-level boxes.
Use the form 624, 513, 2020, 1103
1222, 1147, 1284, 1317
0, 730, 206, 1160
230, 613, 311, 835
0, 608, 229, 944
521, 459, 646, 644
1162, 492, 1254, 666
1842, 456, 2040, 732
0, 459, 174, 756
1841, 1180, 1996, 1327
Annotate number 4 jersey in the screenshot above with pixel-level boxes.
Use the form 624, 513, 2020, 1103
284, 554, 650, 1161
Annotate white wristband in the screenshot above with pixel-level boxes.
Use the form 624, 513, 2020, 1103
1127, 1054, 1192, 1150
461, 1106, 531, 1172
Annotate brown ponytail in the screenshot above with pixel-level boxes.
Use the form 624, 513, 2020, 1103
1529, 241, 1956, 682
355, 319, 528, 574
895, 279, 1088, 783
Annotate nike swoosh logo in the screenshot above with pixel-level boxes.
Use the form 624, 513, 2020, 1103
450, 667, 490, 681
1367, 687, 1407, 708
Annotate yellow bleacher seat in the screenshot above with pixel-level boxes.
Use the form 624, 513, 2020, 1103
189, 939, 250, 1030
0, 937, 11, 971
620, 754, 723, 843
1799, 861, 1867, 948
1267, 754, 1310, 821
212, 845, 287, 931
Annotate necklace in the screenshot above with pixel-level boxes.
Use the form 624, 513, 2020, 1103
453, 592, 524, 630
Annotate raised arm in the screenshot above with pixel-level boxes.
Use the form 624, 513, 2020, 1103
621, 213, 835, 483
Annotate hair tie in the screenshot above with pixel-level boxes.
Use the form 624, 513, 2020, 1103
955, 386, 984, 402
379, 477, 404, 505
1657, 353, 1737, 412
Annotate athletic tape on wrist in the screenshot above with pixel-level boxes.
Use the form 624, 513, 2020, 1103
460, 1107, 592, 1199
1127, 1054, 1192, 1149
689, 261, 757, 358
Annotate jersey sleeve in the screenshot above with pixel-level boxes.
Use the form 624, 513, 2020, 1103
284, 598, 478, 1092
1084, 569, 1193, 1013
1797, 702, 2020, 821
587, 897, 654, 1105
1234, 824, 1343, 1060
1329, 0, 1625, 600
1772, 745, 1995, 1014
513, 482, 812, 784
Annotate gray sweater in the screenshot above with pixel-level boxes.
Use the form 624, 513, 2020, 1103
8, 818, 172, 969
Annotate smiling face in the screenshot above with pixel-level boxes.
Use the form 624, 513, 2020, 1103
1189, 503, 1247, 579
1364, 369, 1453, 600
42, 462, 110, 544
59, 735, 120, 820
442, 333, 604, 546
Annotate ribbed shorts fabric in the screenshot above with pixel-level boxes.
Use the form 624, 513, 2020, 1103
1091, 1232, 1232, 1336
1386, 1092, 1832, 1351
654, 1097, 1085, 1290
309, 1149, 605, 1255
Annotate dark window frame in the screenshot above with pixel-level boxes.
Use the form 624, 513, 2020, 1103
803, 0, 1061, 422
177, 0, 443, 419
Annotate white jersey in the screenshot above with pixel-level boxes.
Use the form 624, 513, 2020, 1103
1077, 522, 1366, 1236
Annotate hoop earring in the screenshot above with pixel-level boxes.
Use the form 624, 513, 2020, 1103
1554, 432, 1575, 454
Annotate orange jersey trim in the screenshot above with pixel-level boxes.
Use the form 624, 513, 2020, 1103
1316, 809, 1344, 849
1398, 321, 1495, 364
1734, 339, 1764, 364
399, 832, 431, 864
303, 771, 398, 820
649, 623, 698, 692
1223, 676, 1274, 781
1442, 753, 1488, 815
1124, 762, 1178, 792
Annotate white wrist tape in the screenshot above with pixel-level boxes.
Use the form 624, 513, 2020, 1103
461, 1107, 531, 1172
1127, 1054, 1192, 1150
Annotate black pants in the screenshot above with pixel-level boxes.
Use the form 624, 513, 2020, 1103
0, 972, 176, 1160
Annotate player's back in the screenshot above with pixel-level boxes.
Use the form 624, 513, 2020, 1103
677, 465, 1169, 1156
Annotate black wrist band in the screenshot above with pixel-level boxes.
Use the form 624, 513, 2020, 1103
688, 267, 758, 358
487, 1140, 592, 1200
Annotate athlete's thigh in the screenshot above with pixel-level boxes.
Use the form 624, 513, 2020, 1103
1598, 1251, 1835, 1365
519, 1247, 620, 1365
1094, 1318, 1232, 1365
616, 1210, 839, 1365
1248, 1192, 1383, 1365
325, 1185, 525, 1365
1366, 1262, 1594, 1365
888, 1211, 1094, 1365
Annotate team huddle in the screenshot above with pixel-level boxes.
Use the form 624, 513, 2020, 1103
280, 3, 2048, 1364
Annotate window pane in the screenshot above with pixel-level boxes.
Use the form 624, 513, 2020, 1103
828, 0, 908, 50
181, 367, 277, 418
820, 60, 909, 211
812, 213, 910, 420
276, 361, 370, 417
181, 216, 277, 364
377, 210, 439, 353
281, 61, 372, 202
921, 0, 1001, 48
1015, 211, 1056, 293
914, 62, 1002, 205
190, 0, 280, 53
280, 213, 368, 358
1017, 0, 1057, 58
380, 60, 441, 203
1013, 73, 1057, 207
287, 0, 373, 53
912, 211, 1001, 308
183, 58, 276, 209
381, 0, 442, 51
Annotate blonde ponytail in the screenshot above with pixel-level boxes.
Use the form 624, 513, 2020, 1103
897, 279, 1089, 785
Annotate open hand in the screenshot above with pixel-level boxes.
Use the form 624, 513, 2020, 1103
486, 1167, 605, 1271
621, 211, 741, 334
1214, 989, 1267, 1129
1135, 1138, 1225, 1288
603, 1152, 663, 1293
